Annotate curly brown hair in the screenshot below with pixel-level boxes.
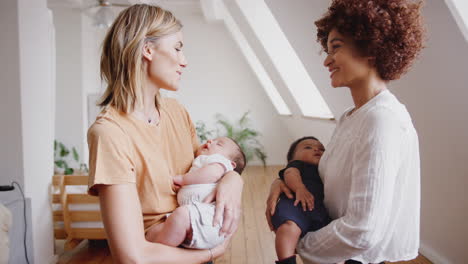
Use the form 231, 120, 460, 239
315, 0, 425, 81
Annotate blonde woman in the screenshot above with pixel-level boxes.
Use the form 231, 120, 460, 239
87, 4, 242, 263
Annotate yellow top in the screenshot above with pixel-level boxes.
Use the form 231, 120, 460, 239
87, 97, 199, 230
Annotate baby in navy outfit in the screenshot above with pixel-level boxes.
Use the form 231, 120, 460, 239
271, 136, 332, 264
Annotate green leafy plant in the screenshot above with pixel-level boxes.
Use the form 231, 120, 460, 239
195, 120, 215, 143
215, 111, 267, 166
54, 140, 88, 175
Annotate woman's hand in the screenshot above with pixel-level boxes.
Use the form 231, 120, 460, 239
265, 178, 294, 231
210, 235, 232, 260
203, 171, 243, 237
294, 186, 315, 211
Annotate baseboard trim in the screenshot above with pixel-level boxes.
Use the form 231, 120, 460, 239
420, 242, 452, 264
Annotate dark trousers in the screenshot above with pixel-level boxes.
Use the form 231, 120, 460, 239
345, 260, 385, 264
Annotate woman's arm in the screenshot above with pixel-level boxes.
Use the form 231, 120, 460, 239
265, 178, 294, 231
98, 183, 226, 264
203, 170, 243, 237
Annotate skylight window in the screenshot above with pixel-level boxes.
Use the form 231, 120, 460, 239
446, 0, 468, 43
214, 0, 291, 115
235, 0, 334, 119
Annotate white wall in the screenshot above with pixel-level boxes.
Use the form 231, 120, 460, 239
52, 6, 109, 167
0, 0, 24, 191
0, 2, 34, 263
17, 0, 56, 262
0, 0, 56, 263
53, 7, 86, 167
391, 1, 468, 263
82, 14, 108, 164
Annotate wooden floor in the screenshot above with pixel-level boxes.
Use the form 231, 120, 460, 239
57, 166, 433, 264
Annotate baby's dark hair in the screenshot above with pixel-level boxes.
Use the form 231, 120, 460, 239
227, 137, 247, 175
287, 136, 320, 162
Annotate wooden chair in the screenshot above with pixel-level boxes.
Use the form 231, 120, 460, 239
52, 175, 106, 250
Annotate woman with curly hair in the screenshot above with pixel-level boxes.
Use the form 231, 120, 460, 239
266, 1, 425, 263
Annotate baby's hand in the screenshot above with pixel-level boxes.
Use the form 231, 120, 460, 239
172, 184, 181, 192
294, 186, 315, 211
173, 175, 184, 186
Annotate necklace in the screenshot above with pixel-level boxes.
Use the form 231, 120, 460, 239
147, 113, 159, 125
133, 109, 159, 125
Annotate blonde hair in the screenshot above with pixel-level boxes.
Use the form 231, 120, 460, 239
99, 4, 182, 113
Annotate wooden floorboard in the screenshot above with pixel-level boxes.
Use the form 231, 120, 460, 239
56, 166, 432, 264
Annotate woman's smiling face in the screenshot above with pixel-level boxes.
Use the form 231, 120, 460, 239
323, 29, 373, 88
144, 31, 187, 91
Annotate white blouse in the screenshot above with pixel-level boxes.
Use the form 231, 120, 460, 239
297, 90, 420, 264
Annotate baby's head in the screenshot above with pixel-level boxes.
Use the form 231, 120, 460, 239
287, 136, 325, 165
196, 137, 247, 174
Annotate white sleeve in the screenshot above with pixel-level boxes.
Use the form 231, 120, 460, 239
197, 154, 234, 173
297, 108, 406, 263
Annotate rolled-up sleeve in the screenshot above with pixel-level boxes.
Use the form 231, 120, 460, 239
297, 108, 406, 263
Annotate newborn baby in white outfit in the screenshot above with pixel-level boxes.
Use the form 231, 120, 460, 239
145, 137, 246, 249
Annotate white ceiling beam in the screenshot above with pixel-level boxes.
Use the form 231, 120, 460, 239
445, 0, 468, 43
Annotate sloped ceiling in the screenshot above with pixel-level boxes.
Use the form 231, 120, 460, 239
206, 0, 347, 144
265, 0, 353, 118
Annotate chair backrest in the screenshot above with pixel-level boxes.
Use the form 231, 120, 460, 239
51, 175, 106, 240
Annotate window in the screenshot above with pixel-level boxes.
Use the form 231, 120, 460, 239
216, 0, 291, 115
235, 0, 334, 119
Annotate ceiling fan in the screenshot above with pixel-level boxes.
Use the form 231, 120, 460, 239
83, 0, 132, 28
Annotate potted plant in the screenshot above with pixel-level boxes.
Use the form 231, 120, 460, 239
54, 140, 88, 175
195, 120, 215, 143
214, 111, 267, 166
